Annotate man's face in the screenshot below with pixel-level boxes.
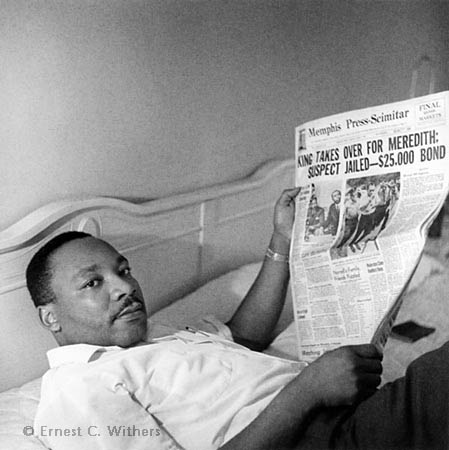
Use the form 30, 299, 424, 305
332, 191, 341, 204
48, 237, 147, 347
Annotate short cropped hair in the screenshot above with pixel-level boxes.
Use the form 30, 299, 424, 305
26, 231, 92, 307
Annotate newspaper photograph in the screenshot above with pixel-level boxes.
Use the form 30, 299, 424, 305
290, 91, 449, 362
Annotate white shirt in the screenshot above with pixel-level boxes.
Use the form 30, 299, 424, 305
34, 322, 304, 450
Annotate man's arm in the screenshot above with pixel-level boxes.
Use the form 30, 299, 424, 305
220, 344, 383, 450
226, 187, 299, 350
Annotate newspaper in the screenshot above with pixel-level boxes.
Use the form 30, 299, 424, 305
290, 91, 449, 362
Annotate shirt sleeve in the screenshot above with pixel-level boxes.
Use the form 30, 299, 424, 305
34, 371, 184, 450
195, 314, 234, 341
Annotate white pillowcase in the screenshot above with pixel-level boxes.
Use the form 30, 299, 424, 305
0, 378, 43, 450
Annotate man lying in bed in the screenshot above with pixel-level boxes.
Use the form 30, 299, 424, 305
26, 188, 448, 450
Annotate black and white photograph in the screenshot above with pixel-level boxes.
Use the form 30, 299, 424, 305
331, 172, 400, 258
1, 2, 449, 450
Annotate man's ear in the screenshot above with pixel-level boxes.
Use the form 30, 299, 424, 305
37, 304, 61, 332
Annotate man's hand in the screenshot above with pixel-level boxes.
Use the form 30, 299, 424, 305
221, 344, 383, 450
273, 187, 301, 243
298, 344, 383, 407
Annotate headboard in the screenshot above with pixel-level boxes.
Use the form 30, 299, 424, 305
0, 159, 294, 391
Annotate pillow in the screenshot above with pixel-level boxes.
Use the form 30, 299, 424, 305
150, 261, 293, 338
150, 262, 263, 327
0, 377, 44, 449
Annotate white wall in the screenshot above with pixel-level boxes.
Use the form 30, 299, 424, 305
1, 0, 448, 229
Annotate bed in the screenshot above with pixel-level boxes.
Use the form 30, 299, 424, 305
1, 158, 448, 449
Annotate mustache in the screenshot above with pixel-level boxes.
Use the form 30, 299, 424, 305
114, 294, 145, 319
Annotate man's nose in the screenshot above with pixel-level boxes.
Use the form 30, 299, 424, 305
110, 276, 135, 302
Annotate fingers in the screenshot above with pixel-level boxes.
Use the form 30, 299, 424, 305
353, 346, 383, 399
277, 187, 301, 205
306, 345, 384, 408
351, 343, 383, 360
273, 187, 301, 240
347, 344, 383, 378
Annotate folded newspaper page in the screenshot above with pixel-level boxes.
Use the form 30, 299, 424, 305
290, 91, 449, 362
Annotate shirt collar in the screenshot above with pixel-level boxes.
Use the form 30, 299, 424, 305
47, 344, 121, 368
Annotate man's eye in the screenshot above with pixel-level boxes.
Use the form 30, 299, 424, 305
83, 279, 100, 289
